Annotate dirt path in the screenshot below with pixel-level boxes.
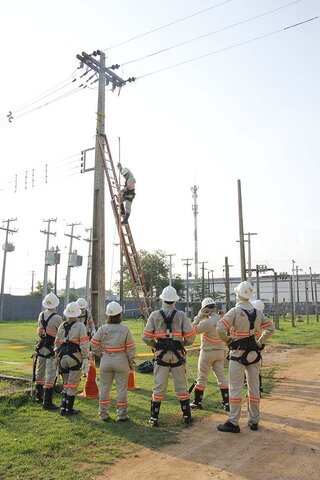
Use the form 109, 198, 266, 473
97, 346, 320, 480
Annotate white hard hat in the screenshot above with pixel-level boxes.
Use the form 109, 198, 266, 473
63, 302, 81, 318
106, 301, 122, 316
42, 292, 59, 309
201, 297, 216, 309
234, 281, 254, 300
159, 285, 179, 302
122, 167, 130, 176
252, 299, 265, 312
76, 298, 88, 309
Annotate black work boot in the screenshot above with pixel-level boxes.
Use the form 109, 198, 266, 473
217, 420, 240, 433
220, 388, 230, 412
121, 213, 130, 225
35, 384, 44, 404
120, 203, 125, 216
248, 420, 259, 431
190, 388, 203, 410
60, 393, 67, 416
180, 399, 193, 426
43, 388, 59, 410
149, 400, 161, 427
65, 395, 80, 416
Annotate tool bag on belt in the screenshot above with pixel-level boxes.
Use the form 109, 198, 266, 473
36, 312, 56, 358
58, 321, 82, 372
229, 308, 263, 366
154, 310, 186, 368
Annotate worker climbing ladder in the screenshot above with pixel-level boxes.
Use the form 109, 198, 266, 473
97, 134, 152, 319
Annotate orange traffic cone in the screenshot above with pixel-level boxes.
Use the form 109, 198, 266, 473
79, 360, 99, 398
128, 369, 139, 391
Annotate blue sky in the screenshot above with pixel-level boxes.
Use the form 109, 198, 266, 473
0, 0, 319, 295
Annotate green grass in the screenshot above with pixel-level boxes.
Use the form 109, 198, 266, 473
0, 317, 301, 480
270, 315, 320, 348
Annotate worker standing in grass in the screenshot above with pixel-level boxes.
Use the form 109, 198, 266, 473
55, 302, 89, 416
217, 281, 274, 433
90, 301, 136, 422
76, 298, 96, 340
142, 285, 196, 427
117, 162, 136, 225
34, 292, 62, 410
190, 298, 229, 412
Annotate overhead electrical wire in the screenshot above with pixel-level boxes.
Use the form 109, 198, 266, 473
102, 0, 233, 51
122, 0, 307, 66
137, 16, 318, 79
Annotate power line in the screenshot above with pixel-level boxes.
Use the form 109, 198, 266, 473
102, 0, 232, 51
122, 0, 307, 67
137, 16, 318, 80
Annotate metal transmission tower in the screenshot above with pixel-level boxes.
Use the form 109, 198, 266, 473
40, 218, 57, 299
0, 218, 18, 321
76, 50, 137, 326
64, 223, 81, 307
191, 185, 199, 280
237, 179, 246, 281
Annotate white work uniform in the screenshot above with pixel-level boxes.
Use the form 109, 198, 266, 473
91, 323, 136, 420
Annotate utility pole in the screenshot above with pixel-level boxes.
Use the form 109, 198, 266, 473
224, 257, 231, 311
64, 223, 81, 306
292, 260, 296, 321
290, 275, 295, 327
53, 246, 60, 295
191, 186, 199, 280
237, 179, 246, 281
309, 267, 314, 302
166, 253, 176, 286
199, 261, 208, 300
315, 282, 319, 322
273, 271, 279, 330
31, 270, 35, 293
83, 228, 92, 303
76, 50, 132, 327
40, 218, 57, 300
244, 232, 257, 280
182, 258, 192, 316
256, 265, 260, 298
295, 265, 302, 306
305, 278, 309, 324
0, 218, 18, 321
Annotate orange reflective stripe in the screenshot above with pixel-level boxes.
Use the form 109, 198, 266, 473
46, 329, 57, 336
99, 399, 111, 405
230, 397, 242, 403
248, 396, 260, 403
152, 394, 165, 401
195, 385, 205, 391
67, 383, 78, 389
80, 336, 89, 343
37, 327, 43, 333
116, 401, 128, 406
126, 342, 135, 348
219, 385, 229, 390
91, 339, 100, 345
55, 338, 62, 344
45, 383, 54, 388
221, 319, 230, 330
143, 331, 154, 337
232, 331, 250, 337
262, 321, 272, 328
153, 332, 166, 338
103, 347, 125, 352
35, 380, 45, 385
203, 334, 222, 343
184, 328, 196, 338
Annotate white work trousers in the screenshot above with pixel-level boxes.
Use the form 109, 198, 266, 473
196, 349, 228, 390
152, 351, 189, 402
99, 352, 130, 420
35, 352, 56, 389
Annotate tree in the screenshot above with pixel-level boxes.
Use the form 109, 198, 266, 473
114, 249, 184, 298
29, 280, 55, 296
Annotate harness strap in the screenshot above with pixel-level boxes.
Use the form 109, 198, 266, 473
36, 312, 56, 357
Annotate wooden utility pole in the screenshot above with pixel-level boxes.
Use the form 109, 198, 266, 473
83, 228, 93, 304
64, 223, 81, 306
40, 218, 57, 300
315, 282, 319, 322
237, 180, 246, 281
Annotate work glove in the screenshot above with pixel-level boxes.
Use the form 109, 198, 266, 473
82, 358, 89, 375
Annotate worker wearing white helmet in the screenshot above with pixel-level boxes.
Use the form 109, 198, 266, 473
34, 292, 62, 410
55, 302, 90, 415
216, 281, 274, 433
142, 285, 196, 427
76, 298, 96, 339
90, 301, 136, 422
190, 298, 229, 412
251, 299, 265, 312
117, 161, 136, 225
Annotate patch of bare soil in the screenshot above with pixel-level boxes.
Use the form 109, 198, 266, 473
96, 345, 320, 480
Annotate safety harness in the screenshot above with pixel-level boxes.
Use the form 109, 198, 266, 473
154, 310, 186, 368
79, 309, 88, 326
36, 312, 56, 358
229, 308, 262, 366
58, 321, 82, 373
